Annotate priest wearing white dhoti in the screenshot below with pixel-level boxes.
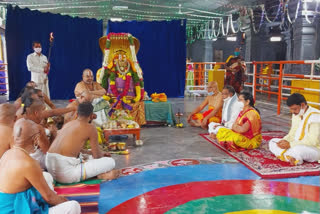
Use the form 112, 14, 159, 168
208, 85, 243, 136
27, 41, 50, 98
269, 93, 320, 165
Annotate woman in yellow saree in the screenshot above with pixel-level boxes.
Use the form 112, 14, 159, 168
214, 91, 262, 152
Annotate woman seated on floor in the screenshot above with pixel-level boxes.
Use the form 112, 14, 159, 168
210, 91, 262, 152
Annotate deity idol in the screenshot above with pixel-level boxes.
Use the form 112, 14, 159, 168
96, 33, 146, 125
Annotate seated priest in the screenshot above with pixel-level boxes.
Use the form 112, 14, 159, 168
74, 69, 106, 99
20, 95, 76, 169
46, 102, 120, 184
0, 104, 16, 157
74, 69, 110, 127
0, 118, 81, 213
269, 93, 320, 165
15, 81, 55, 110
208, 85, 242, 137
187, 81, 223, 129
213, 91, 262, 152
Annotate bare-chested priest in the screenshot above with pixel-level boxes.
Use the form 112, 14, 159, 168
187, 81, 223, 129
74, 69, 106, 99
0, 104, 16, 157
46, 102, 119, 184
0, 118, 81, 213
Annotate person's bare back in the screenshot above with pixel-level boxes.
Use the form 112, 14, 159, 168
0, 118, 75, 209
49, 120, 96, 157
0, 149, 41, 193
0, 125, 13, 157
47, 102, 119, 182
0, 103, 16, 157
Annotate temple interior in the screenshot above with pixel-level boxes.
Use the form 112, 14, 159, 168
0, 0, 319, 214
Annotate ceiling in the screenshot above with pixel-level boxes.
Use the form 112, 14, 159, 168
0, 0, 268, 26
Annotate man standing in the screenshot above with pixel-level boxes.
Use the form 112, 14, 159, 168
27, 41, 50, 98
224, 48, 246, 94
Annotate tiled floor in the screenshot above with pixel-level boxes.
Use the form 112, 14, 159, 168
53, 97, 320, 214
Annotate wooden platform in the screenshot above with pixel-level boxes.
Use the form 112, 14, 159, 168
103, 128, 141, 141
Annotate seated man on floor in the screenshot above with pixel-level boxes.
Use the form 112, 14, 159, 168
74, 69, 106, 99
0, 104, 16, 157
64, 91, 93, 124
213, 91, 262, 152
0, 118, 81, 213
187, 81, 223, 129
15, 81, 55, 110
74, 69, 110, 126
27, 81, 56, 109
269, 93, 320, 165
46, 102, 119, 184
22, 98, 53, 170
208, 85, 242, 138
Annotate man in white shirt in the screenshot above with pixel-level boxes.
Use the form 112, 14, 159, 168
208, 85, 243, 138
269, 93, 320, 165
26, 41, 50, 98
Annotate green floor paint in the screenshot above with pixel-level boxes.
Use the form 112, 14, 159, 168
165, 194, 320, 214
55, 178, 102, 186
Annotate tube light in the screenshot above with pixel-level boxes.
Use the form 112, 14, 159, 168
270, 36, 282, 42
112, 6, 128, 10
226, 36, 237, 41
110, 18, 123, 22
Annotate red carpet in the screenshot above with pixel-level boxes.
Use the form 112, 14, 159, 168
200, 131, 320, 179
55, 182, 100, 214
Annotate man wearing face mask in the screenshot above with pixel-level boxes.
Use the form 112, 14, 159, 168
269, 93, 320, 165
224, 47, 246, 94
208, 85, 243, 137
27, 41, 50, 98
187, 81, 223, 129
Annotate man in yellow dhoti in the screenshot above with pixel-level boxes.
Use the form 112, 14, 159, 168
269, 93, 320, 165
187, 81, 223, 129
212, 91, 262, 152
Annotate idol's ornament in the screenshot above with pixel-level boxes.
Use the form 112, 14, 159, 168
97, 33, 144, 113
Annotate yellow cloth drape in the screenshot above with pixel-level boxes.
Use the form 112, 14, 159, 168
217, 128, 262, 152
216, 108, 262, 152
192, 106, 222, 124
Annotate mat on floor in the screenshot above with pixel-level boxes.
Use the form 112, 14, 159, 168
200, 131, 320, 179
54, 181, 101, 214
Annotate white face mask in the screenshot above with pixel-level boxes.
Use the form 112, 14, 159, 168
34, 48, 42, 54
298, 106, 305, 116
238, 102, 244, 110
223, 97, 231, 102
208, 92, 214, 96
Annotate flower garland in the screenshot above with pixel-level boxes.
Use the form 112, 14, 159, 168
109, 71, 132, 98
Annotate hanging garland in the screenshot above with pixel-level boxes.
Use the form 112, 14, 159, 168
186, 0, 319, 43
229, 15, 240, 34
304, 0, 318, 24
286, 0, 301, 24
263, 1, 282, 23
